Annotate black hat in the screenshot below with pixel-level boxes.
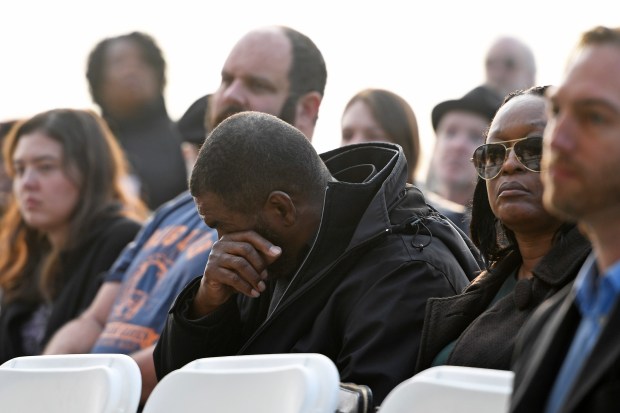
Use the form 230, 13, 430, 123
431, 86, 502, 131
177, 94, 209, 146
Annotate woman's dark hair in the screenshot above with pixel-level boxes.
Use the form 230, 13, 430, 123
343, 89, 420, 182
469, 85, 574, 263
86, 31, 166, 108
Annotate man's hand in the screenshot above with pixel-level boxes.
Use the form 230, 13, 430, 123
190, 231, 281, 318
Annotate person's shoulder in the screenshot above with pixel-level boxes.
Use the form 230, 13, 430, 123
150, 190, 195, 220
111, 214, 142, 231
423, 190, 466, 215
161, 190, 194, 208
97, 214, 142, 242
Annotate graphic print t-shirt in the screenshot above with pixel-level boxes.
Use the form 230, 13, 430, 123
91, 191, 216, 353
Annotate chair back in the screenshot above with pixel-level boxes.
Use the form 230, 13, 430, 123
379, 365, 514, 413
143, 353, 340, 413
0, 353, 141, 413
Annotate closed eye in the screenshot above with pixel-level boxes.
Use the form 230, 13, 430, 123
246, 77, 276, 94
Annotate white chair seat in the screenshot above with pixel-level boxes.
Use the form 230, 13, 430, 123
0, 354, 141, 413
143, 353, 340, 413
379, 365, 514, 413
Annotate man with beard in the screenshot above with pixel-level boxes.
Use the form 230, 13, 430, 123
510, 26, 620, 413
153, 111, 482, 407
43, 25, 327, 406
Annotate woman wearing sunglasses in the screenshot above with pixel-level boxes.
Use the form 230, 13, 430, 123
415, 86, 591, 372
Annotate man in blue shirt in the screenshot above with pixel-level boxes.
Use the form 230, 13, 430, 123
510, 25, 620, 413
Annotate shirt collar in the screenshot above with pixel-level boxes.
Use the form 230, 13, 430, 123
574, 253, 620, 317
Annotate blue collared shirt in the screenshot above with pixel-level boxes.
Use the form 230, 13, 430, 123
545, 254, 620, 413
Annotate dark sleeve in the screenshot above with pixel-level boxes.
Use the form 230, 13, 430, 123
512, 284, 570, 371
415, 296, 446, 373
43, 217, 142, 344
82, 218, 143, 299
336, 261, 461, 405
153, 276, 243, 379
510, 285, 575, 413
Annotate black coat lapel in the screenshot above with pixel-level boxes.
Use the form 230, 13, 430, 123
563, 300, 620, 412
512, 286, 580, 412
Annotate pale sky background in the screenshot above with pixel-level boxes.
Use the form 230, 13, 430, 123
1, 0, 618, 180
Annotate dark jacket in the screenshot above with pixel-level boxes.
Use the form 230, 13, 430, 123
423, 189, 470, 235
416, 227, 591, 372
0, 213, 141, 363
104, 99, 187, 210
153, 142, 483, 405
510, 254, 620, 413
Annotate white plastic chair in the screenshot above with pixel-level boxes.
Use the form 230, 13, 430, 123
0, 353, 141, 413
143, 353, 340, 413
379, 365, 514, 413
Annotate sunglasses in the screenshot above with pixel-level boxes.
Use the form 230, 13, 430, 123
471, 136, 543, 180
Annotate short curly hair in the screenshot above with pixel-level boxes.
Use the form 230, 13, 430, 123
190, 111, 330, 214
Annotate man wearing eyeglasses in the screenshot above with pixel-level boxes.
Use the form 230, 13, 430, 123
484, 36, 537, 99
510, 26, 620, 413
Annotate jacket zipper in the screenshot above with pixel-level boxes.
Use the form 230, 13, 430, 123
238, 218, 391, 353
238, 181, 407, 352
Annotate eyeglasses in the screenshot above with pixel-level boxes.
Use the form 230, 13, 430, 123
471, 136, 543, 180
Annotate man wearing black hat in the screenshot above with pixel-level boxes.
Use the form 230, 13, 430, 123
425, 85, 502, 228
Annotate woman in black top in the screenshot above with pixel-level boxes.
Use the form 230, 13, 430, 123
0, 109, 147, 362
416, 86, 591, 372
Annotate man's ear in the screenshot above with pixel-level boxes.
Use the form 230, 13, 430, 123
263, 191, 297, 227
294, 91, 322, 140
